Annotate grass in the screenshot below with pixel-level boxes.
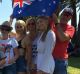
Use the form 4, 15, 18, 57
68, 56, 80, 74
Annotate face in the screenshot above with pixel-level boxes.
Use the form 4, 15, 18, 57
27, 20, 36, 32
15, 23, 25, 34
37, 18, 48, 32
60, 12, 72, 24
0, 28, 9, 36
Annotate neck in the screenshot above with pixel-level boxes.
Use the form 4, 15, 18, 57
16, 33, 25, 40
29, 31, 36, 41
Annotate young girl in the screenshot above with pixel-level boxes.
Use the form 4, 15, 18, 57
0, 21, 19, 74
36, 16, 56, 74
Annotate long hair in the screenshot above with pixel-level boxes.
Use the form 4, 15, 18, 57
38, 16, 51, 41
26, 17, 36, 32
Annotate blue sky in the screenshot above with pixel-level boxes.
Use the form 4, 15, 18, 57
0, 0, 12, 24
0, 0, 16, 32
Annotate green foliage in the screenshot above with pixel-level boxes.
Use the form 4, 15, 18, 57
68, 57, 80, 74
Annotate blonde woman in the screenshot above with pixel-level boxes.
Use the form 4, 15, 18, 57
21, 18, 37, 74
15, 20, 27, 74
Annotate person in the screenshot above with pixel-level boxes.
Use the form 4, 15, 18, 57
36, 16, 56, 74
15, 20, 27, 74
21, 18, 37, 74
0, 21, 19, 74
51, 8, 75, 74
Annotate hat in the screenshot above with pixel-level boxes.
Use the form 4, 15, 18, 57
0, 21, 13, 31
63, 8, 73, 15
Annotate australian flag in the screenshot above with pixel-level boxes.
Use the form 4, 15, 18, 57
13, 0, 60, 18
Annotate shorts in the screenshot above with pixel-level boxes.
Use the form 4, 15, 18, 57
16, 56, 27, 72
53, 58, 68, 74
2, 63, 16, 74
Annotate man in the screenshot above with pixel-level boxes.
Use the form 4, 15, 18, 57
52, 8, 75, 74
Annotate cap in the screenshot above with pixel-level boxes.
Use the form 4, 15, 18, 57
63, 8, 73, 15
0, 21, 13, 31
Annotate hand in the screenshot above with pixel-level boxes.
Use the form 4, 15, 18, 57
0, 59, 6, 66
9, 14, 14, 25
8, 58, 15, 64
31, 63, 36, 70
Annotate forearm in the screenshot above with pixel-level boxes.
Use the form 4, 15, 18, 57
27, 51, 32, 67
55, 24, 70, 41
14, 48, 19, 61
0, 59, 6, 66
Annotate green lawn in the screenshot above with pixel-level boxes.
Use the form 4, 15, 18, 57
68, 56, 80, 74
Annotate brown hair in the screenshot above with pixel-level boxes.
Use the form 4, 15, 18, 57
38, 16, 51, 41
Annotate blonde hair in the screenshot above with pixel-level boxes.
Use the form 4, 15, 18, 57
26, 18, 36, 30
15, 20, 26, 27
15, 20, 26, 34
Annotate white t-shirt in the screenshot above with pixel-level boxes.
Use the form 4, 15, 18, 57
37, 30, 56, 74
0, 38, 18, 67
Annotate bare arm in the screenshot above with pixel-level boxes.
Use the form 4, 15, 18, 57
52, 13, 70, 42
21, 36, 32, 68
55, 24, 70, 41
13, 47, 19, 61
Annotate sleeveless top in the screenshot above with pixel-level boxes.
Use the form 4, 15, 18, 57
32, 36, 39, 64
18, 40, 25, 56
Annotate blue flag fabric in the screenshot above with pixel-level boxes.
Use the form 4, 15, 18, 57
13, 0, 60, 18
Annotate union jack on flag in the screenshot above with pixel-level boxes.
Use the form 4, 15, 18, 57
13, 0, 32, 8
13, 0, 60, 18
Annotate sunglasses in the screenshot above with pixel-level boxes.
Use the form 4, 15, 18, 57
28, 22, 35, 26
16, 26, 23, 29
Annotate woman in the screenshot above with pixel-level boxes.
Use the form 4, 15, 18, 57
21, 18, 37, 74
15, 20, 27, 74
0, 21, 19, 74
36, 16, 56, 74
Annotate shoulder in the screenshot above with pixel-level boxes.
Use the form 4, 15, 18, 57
47, 30, 56, 37
22, 35, 30, 42
67, 24, 75, 30
22, 35, 31, 45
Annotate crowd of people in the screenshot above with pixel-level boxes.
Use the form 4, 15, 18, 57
0, 8, 75, 74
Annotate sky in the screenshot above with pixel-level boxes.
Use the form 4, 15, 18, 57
0, 0, 16, 32
0, 0, 12, 24
0, 0, 80, 32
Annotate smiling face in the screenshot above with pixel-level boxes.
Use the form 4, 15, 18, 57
26, 18, 36, 32
36, 16, 49, 32
15, 20, 26, 34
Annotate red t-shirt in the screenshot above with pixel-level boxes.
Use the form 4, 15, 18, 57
52, 23, 75, 59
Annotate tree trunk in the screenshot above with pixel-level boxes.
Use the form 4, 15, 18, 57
70, 0, 77, 45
